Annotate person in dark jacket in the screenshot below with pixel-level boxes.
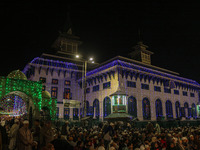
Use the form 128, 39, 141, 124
61, 121, 70, 135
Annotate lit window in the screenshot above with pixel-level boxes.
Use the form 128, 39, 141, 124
51, 87, 58, 98
52, 79, 58, 84
39, 77, 46, 83
65, 80, 71, 86
42, 85, 46, 91
63, 88, 70, 99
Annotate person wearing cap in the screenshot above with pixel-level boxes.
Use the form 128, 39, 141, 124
8, 119, 19, 150
17, 120, 33, 150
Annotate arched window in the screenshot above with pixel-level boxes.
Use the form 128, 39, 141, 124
175, 101, 180, 118
184, 102, 189, 118
142, 97, 151, 120
93, 99, 99, 119
191, 103, 196, 118
128, 96, 137, 117
166, 100, 173, 119
155, 99, 163, 118
103, 97, 111, 117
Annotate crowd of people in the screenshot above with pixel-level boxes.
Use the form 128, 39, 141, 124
0, 117, 200, 150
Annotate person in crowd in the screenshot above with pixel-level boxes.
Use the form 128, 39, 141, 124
32, 119, 41, 150
8, 119, 19, 150
17, 120, 33, 150
41, 121, 55, 147
61, 121, 70, 135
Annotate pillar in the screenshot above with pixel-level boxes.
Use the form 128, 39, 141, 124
70, 108, 73, 120
137, 99, 143, 121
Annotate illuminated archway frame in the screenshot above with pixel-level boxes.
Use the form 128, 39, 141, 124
0, 77, 57, 120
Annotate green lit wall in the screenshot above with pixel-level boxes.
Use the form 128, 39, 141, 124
0, 76, 57, 120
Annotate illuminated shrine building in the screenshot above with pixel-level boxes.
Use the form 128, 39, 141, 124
23, 28, 200, 121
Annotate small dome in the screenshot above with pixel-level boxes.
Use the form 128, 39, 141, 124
7, 70, 27, 80
42, 91, 51, 98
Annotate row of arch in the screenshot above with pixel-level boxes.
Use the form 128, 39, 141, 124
87, 96, 197, 120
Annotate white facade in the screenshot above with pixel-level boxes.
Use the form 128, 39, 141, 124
23, 54, 200, 121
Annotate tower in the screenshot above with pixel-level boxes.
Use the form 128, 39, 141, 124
129, 41, 154, 65
51, 13, 82, 56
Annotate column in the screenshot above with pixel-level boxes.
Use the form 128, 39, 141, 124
151, 100, 156, 121
99, 101, 103, 121
162, 100, 166, 120
137, 99, 143, 121
172, 102, 176, 119
70, 108, 73, 120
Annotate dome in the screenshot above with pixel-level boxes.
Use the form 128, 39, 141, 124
7, 70, 27, 80
42, 91, 51, 98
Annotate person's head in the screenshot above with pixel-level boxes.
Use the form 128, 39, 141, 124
14, 119, 19, 124
34, 119, 40, 126
65, 121, 69, 125
170, 142, 175, 148
145, 144, 150, 150
182, 137, 188, 143
46, 143, 55, 150
189, 135, 194, 141
23, 120, 29, 129
45, 121, 51, 128
68, 136, 73, 141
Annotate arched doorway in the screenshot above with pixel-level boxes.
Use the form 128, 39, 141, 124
175, 101, 180, 118
155, 99, 163, 118
142, 97, 151, 120
128, 96, 137, 117
103, 97, 111, 117
93, 99, 99, 119
166, 100, 173, 119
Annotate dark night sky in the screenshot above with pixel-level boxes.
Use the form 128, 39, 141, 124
1, 1, 200, 82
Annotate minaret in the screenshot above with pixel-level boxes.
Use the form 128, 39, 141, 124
51, 12, 82, 56
129, 41, 154, 65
